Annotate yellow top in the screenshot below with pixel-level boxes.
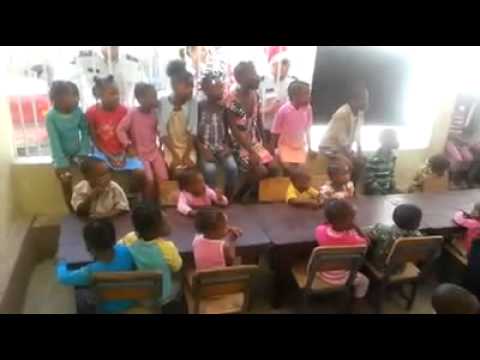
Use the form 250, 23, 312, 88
285, 183, 320, 202
118, 232, 183, 272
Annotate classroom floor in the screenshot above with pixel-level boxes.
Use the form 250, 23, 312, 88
22, 257, 436, 314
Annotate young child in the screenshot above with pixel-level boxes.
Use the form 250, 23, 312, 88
117, 83, 168, 201
431, 283, 479, 314
157, 60, 198, 179
177, 169, 228, 217
271, 80, 314, 173
118, 202, 182, 305
197, 70, 239, 200
226, 61, 281, 202
46, 80, 91, 211
320, 161, 355, 200
314, 199, 369, 299
286, 167, 323, 209
364, 129, 400, 195
56, 219, 135, 314
453, 202, 480, 255
408, 154, 450, 193
193, 208, 242, 270
71, 157, 130, 219
365, 204, 423, 271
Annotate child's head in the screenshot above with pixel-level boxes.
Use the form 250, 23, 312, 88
194, 207, 228, 239
201, 71, 225, 103
393, 204, 422, 231
324, 199, 356, 232
66, 81, 80, 108
80, 157, 112, 189
178, 169, 206, 197
288, 80, 311, 108
379, 129, 399, 152
131, 201, 171, 241
93, 75, 119, 110
166, 60, 194, 102
234, 61, 260, 90
49, 80, 76, 113
134, 83, 158, 111
83, 218, 116, 257
432, 283, 479, 314
428, 154, 450, 177
348, 82, 369, 112
327, 161, 351, 186
290, 167, 312, 193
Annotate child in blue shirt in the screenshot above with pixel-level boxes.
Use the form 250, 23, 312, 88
56, 219, 135, 313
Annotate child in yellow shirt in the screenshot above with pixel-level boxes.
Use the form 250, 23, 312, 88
286, 168, 323, 209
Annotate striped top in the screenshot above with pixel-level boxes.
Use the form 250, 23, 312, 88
365, 150, 397, 195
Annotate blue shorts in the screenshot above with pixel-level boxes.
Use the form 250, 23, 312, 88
91, 148, 144, 171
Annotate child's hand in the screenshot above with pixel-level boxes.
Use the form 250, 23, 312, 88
182, 155, 195, 168
228, 226, 243, 239
215, 188, 225, 201
188, 209, 198, 217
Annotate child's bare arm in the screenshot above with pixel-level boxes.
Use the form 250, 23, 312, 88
223, 238, 237, 266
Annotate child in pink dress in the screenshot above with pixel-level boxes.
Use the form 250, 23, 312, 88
453, 202, 480, 255
320, 161, 355, 200
117, 83, 168, 201
193, 208, 242, 270
177, 169, 228, 217
315, 199, 369, 298
271, 80, 314, 173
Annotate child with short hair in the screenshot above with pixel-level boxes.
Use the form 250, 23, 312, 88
286, 167, 323, 209
46, 80, 91, 210
432, 283, 479, 314
365, 204, 423, 271
119, 202, 182, 304
56, 219, 135, 313
71, 157, 129, 218
315, 199, 369, 299
197, 71, 239, 200
364, 129, 399, 195
177, 169, 228, 217
117, 83, 168, 201
271, 80, 314, 173
320, 161, 355, 200
193, 208, 242, 270
453, 202, 480, 255
408, 154, 450, 193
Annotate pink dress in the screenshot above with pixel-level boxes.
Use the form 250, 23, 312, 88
177, 186, 228, 215
117, 108, 168, 183
192, 234, 226, 270
453, 211, 480, 254
271, 102, 313, 164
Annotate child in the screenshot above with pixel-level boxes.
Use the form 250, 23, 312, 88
271, 80, 314, 173
453, 202, 480, 255
315, 199, 369, 299
157, 60, 198, 179
71, 157, 130, 219
365, 204, 423, 271
286, 167, 323, 209
320, 161, 355, 200
431, 283, 479, 314
56, 219, 135, 313
364, 129, 399, 195
226, 61, 281, 202
46, 81, 91, 211
193, 208, 242, 270
117, 83, 168, 201
408, 154, 450, 193
197, 70, 239, 200
118, 202, 182, 305
177, 169, 228, 217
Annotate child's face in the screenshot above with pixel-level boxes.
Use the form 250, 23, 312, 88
204, 81, 225, 103
57, 90, 76, 113
188, 173, 207, 197
173, 82, 193, 103
101, 85, 120, 110
88, 163, 111, 189
330, 168, 351, 186
292, 174, 311, 193
238, 66, 260, 90
138, 88, 158, 111
292, 87, 311, 108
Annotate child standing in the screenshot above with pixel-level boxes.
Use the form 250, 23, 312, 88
314, 199, 369, 299
320, 162, 355, 200
56, 219, 135, 314
71, 158, 130, 219
197, 71, 239, 200
177, 169, 228, 217
453, 202, 480, 255
271, 80, 314, 173
408, 154, 450, 193
364, 129, 400, 195
46, 81, 91, 211
193, 208, 242, 270
286, 167, 322, 209
157, 60, 198, 179
117, 83, 168, 201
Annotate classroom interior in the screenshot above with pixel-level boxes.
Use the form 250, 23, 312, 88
1, 46, 479, 314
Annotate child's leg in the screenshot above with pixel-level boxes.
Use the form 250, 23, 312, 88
142, 160, 157, 202
220, 154, 239, 200
55, 168, 74, 212
352, 272, 370, 299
